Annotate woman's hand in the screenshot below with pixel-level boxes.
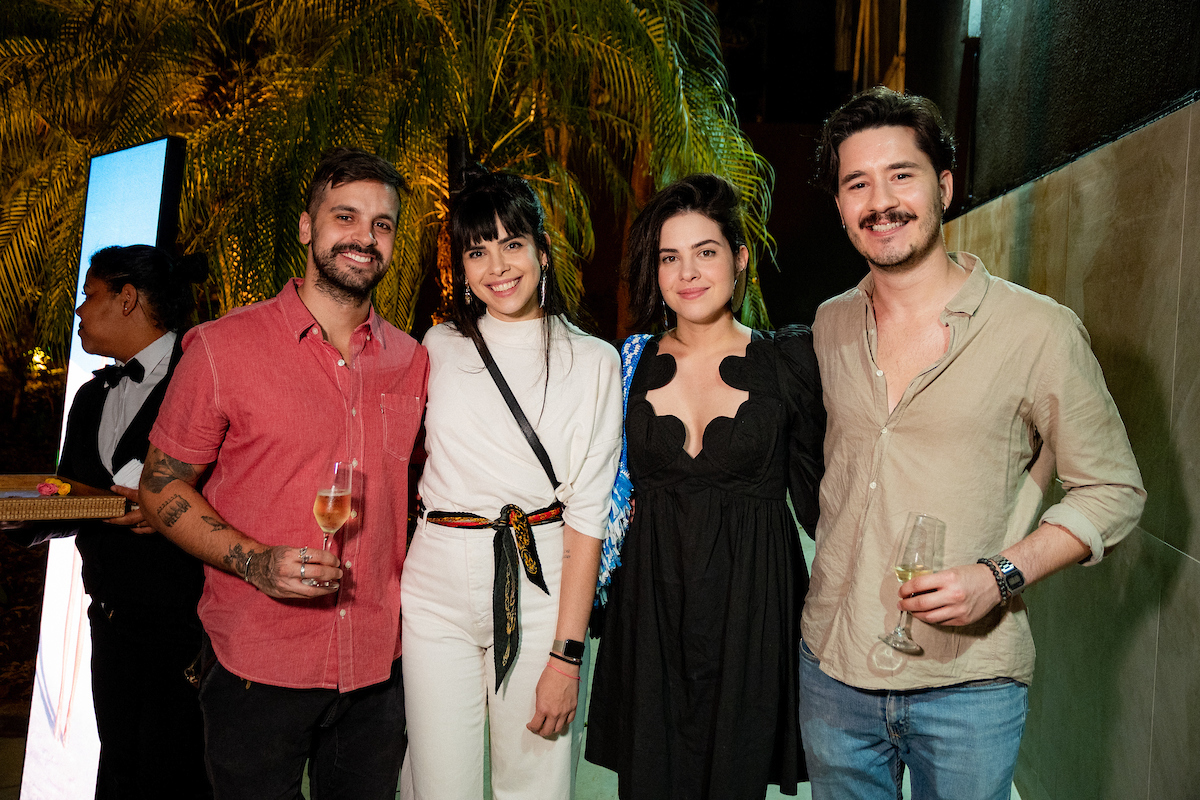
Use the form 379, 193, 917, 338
105, 485, 155, 534
526, 661, 580, 738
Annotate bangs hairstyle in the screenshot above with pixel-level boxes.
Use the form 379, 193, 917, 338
625, 174, 747, 332
305, 147, 407, 214
446, 169, 587, 380
815, 86, 956, 196
89, 244, 206, 333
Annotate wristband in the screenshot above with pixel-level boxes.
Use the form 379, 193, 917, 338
546, 661, 581, 680
977, 558, 1012, 604
548, 650, 583, 666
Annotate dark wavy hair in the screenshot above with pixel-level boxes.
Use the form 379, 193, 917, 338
88, 244, 206, 332
814, 87, 956, 195
305, 147, 407, 214
625, 174, 747, 332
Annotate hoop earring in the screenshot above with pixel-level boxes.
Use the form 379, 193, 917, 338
464, 283, 472, 304
539, 273, 547, 308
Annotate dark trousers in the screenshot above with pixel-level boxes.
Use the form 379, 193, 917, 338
198, 648, 406, 800
89, 602, 211, 800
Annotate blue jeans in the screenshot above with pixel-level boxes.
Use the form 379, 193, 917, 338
798, 640, 1027, 800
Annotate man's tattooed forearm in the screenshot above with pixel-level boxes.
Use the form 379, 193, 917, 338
157, 494, 191, 527
144, 451, 199, 493
201, 515, 230, 532
223, 542, 282, 590
223, 542, 250, 575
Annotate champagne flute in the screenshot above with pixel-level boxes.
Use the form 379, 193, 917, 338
879, 512, 945, 655
313, 461, 352, 551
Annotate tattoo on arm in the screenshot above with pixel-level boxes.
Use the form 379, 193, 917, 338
246, 548, 283, 589
223, 543, 250, 576
222, 542, 284, 590
201, 515, 230, 532
157, 494, 191, 527
144, 451, 199, 493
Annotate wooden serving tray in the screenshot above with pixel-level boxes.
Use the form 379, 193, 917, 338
0, 474, 127, 521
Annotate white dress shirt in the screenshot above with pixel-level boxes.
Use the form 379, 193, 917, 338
98, 331, 176, 482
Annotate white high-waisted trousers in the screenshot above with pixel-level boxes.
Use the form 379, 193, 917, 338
400, 516, 589, 800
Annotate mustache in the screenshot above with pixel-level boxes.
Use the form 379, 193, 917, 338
331, 242, 383, 262
860, 210, 917, 229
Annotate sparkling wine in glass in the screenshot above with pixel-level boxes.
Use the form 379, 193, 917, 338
879, 512, 945, 656
313, 461, 352, 550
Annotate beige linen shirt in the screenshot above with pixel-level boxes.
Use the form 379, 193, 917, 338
804, 254, 1145, 690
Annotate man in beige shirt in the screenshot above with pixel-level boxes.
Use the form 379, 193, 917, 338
798, 87, 1144, 800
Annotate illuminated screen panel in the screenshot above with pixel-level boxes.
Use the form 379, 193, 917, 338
24, 137, 184, 799
60, 138, 184, 447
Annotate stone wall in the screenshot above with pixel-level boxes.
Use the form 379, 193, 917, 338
943, 99, 1200, 800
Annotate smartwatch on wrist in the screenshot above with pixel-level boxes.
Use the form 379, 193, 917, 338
552, 639, 586, 660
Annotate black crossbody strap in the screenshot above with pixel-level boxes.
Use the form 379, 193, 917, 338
472, 335, 560, 491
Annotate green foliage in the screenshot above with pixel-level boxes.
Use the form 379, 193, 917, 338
0, 0, 775, 355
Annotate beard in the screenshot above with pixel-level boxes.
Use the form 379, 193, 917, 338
849, 206, 944, 274
311, 242, 387, 303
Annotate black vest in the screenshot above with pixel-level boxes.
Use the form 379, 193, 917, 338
58, 339, 204, 626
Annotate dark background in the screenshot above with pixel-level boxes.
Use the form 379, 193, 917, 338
712, 0, 1200, 330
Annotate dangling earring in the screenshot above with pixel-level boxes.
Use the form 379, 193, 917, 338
661, 299, 671, 330
539, 273, 547, 308
464, 283, 472, 304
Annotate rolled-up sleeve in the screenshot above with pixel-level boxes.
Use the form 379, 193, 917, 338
560, 345, 623, 540
1034, 309, 1146, 564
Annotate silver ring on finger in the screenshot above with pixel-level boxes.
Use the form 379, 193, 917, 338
300, 563, 306, 579
299, 546, 310, 564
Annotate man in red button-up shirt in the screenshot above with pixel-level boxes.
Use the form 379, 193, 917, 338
140, 148, 428, 799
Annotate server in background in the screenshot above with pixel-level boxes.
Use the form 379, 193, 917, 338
64, 243, 209, 799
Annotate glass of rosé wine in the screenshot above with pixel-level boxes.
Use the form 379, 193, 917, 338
313, 461, 352, 551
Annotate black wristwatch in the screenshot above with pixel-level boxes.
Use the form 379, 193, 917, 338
550, 641, 584, 666
552, 639, 586, 660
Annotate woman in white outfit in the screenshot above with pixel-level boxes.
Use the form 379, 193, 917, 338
401, 170, 622, 799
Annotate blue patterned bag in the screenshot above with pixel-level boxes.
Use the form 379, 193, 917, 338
595, 333, 652, 606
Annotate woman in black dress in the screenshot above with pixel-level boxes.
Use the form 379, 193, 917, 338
586, 175, 824, 799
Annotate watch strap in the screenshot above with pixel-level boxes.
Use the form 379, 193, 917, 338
992, 555, 1026, 595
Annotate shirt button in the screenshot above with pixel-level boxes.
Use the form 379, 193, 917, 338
339, 609, 346, 618
351, 407, 357, 417
869, 481, 877, 489
350, 509, 358, 519
876, 369, 884, 377
352, 458, 358, 468
344, 560, 352, 569
337, 358, 346, 367
367, 334, 372, 341
881, 427, 888, 435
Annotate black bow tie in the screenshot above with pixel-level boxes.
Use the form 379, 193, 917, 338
94, 359, 145, 388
